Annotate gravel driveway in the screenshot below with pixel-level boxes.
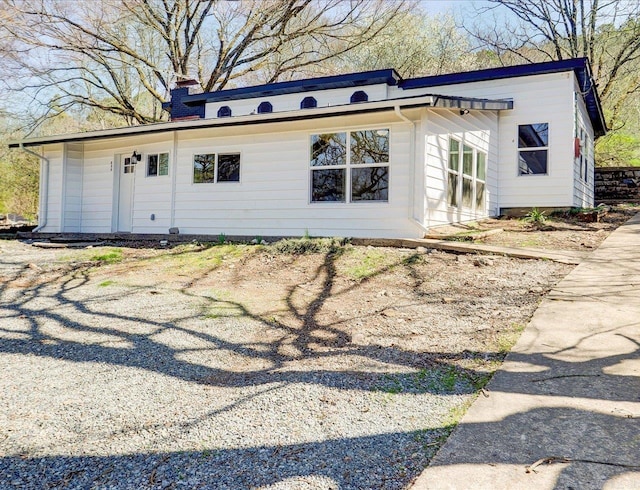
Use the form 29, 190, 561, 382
0, 240, 571, 489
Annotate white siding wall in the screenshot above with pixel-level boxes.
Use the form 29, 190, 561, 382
422, 109, 498, 227
81, 134, 174, 233
70, 112, 419, 238
395, 72, 578, 209
173, 112, 417, 238
573, 79, 596, 208
62, 143, 83, 232
204, 84, 389, 119
41, 145, 63, 232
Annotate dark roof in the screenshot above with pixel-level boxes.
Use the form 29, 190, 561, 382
180, 69, 401, 105
401, 58, 606, 136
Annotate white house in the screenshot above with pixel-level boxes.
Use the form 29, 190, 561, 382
10, 58, 605, 239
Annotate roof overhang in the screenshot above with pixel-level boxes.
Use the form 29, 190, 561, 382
9, 94, 513, 148
401, 57, 606, 137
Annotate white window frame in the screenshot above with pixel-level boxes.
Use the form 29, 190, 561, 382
447, 137, 487, 213
517, 123, 549, 176
309, 128, 390, 204
146, 152, 170, 177
192, 152, 241, 184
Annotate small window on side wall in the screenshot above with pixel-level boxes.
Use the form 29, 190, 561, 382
147, 152, 169, 177
518, 123, 548, 175
301, 96, 317, 109
350, 91, 368, 103
217, 106, 232, 118
258, 101, 273, 114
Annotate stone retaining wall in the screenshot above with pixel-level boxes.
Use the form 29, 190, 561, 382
595, 167, 640, 203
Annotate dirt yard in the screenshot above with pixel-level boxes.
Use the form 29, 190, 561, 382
0, 207, 635, 489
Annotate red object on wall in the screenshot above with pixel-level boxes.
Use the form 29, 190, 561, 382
574, 137, 581, 158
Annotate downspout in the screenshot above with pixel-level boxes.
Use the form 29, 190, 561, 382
20, 144, 49, 232
394, 106, 430, 234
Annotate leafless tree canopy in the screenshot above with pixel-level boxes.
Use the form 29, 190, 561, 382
0, 0, 406, 128
469, 0, 640, 130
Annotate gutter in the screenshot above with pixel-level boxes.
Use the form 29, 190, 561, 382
20, 144, 49, 232
394, 106, 429, 235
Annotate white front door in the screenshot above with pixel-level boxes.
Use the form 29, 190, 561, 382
117, 155, 135, 232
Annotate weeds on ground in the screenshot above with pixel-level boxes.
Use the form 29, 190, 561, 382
91, 248, 123, 264
270, 237, 349, 255
522, 208, 548, 225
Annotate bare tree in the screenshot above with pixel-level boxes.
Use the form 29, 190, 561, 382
468, 0, 640, 130
0, 0, 406, 129
329, 11, 481, 78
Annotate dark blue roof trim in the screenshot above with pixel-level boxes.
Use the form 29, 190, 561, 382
182, 69, 401, 105
401, 57, 606, 136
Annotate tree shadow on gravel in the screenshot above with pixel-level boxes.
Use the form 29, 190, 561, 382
0, 248, 502, 394
0, 428, 455, 490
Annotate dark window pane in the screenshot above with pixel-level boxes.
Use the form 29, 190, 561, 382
476, 182, 485, 209
448, 173, 458, 206
350, 90, 368, 103
147, 154, 158, 176
518, 123, 548, 148
158, 153, 169, 176
194, 154, 216, 183
301, 97, 317, 109
351, 129, 389, 164
311, 169, 345, 202
258, 101, 272, 113
462, 145, 473, 176
351, 166, 389, 201
462, 177, 473, 207
217, 106, 232, 117
519, 150, 548, 175
311, 133, 346, 166
217, 153, 240, 182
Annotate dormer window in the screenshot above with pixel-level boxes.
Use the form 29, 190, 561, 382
300, 97, 317, 109
350, 91, 368, 103
217, 106, 232, 118
258, 101, 273, 114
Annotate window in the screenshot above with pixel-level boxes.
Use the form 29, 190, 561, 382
123, 156, 135, 174
476, 152, 486, 210
147, 152, 169, 177
447, 137, 487, 212
447, 139, 459, 207
258, 101, 273, 114
193, 153, 240, 183
350, 90, 368, 103
301, 96, 317, 109
217, 106, 232, 118
518, 123, 548, 175
310, 129, 389, 202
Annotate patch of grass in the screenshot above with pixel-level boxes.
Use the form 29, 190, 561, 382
270, 237, 349, 255
346, 248, 386, 280
496, 322, 527, 354
91, 248, 123, 264
98, 280, 115, 287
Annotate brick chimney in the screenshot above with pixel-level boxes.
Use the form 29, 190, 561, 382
162, 79, 205, 121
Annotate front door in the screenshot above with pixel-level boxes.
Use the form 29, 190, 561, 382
117, 155, 135, 232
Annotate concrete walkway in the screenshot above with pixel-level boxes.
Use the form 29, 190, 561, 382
411, 214, 640, 489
